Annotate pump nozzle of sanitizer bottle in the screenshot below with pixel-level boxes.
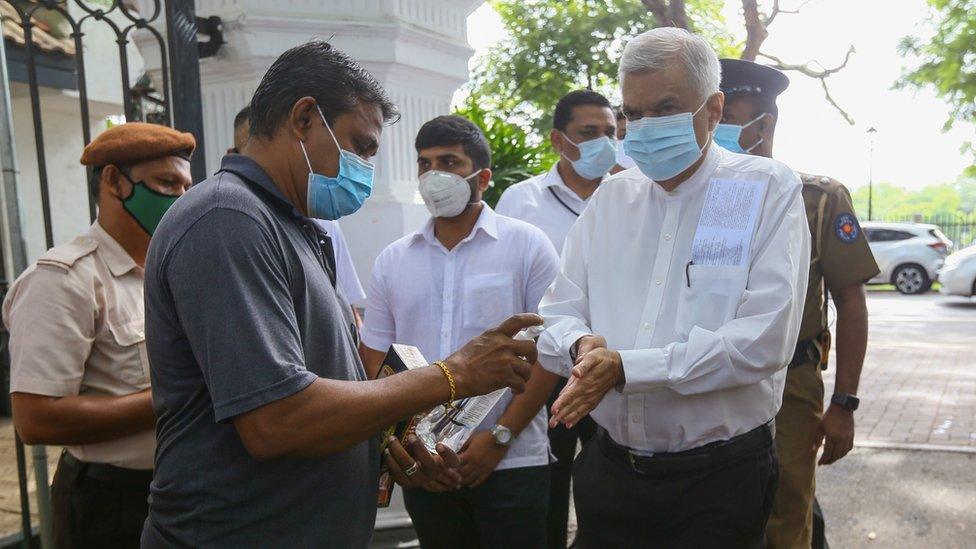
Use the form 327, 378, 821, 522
415, 324, 546, 453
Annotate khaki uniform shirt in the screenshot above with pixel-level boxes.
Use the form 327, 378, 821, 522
798, 174, 880, 343
2, 222, 154, 469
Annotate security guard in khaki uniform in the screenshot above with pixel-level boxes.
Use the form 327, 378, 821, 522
716, 59, 879, 549
3, 123, 194, 548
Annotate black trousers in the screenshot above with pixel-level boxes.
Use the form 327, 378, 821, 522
573, 426, 778, 549
546, 378, 597, 549
403, 465, 550, 549
51, 452, 152, 549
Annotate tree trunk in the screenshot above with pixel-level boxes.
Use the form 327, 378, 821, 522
741, 0, 768, 61
641, 0, 690, 29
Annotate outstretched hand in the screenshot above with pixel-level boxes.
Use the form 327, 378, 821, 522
445, 313, 543, 398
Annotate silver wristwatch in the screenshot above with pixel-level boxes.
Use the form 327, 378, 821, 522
490, 424, 513, 447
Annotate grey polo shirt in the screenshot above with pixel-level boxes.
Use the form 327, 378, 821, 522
142, 155, 376, 548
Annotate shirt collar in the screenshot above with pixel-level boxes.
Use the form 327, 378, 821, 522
410, 203, 500, 248
542, 162, 591, 205
218, 154, 306, 220
87, 222, 138, 277
654, 143, 722, 198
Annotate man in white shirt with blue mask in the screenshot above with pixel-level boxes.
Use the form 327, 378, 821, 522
496, 90, 617, 252
496, 89, 616, 549
537, 27, 810, 546
361, 115, 561, 548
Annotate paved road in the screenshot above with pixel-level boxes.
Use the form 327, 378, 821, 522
818, 447, 976, 548
827, 291, 976, 450
815, 291, 976, 547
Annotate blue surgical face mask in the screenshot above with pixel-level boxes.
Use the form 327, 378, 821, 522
559, 132, 617, 180
299, 106, 375, 220
714, 113, 767, 154
623, 100, 711, 181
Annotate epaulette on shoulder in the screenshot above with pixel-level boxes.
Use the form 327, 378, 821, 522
799, 172, 843, 192
36, 236, 98, 271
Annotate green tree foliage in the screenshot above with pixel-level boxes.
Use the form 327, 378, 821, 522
470, 0, 737, 132
454, 96, 557, 208
897, 0, 976, 175
460, 0, 736, 201
851, 177, 976, 219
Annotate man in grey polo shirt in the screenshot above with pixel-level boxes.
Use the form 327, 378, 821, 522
142, 41, 540, 548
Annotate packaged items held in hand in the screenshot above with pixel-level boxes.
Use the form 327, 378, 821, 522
414, 325, 544, 453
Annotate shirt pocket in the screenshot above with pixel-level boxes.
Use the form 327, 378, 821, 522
108, 318, 150, 387
462, 273, 517, 330
675, 265, 749, 337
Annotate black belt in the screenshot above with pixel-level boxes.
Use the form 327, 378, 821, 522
789, 337, 821, 369
599, 423, 772, 477
60, 451, 153, 486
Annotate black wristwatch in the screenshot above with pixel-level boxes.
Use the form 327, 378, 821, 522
830, 393, 860, 412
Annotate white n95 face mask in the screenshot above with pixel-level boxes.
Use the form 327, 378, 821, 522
418, 170, 483, 218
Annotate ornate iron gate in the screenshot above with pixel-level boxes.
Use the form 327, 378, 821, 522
0, 1, 208, 546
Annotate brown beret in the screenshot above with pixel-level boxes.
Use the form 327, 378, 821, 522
80, 122, 196, 167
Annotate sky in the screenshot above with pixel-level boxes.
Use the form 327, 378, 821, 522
463, 0, 973, 191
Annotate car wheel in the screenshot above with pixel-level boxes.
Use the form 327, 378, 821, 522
892, 264, 930, 295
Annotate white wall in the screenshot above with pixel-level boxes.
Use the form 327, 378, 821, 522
9, 85, 126, 263
133, 0, 485, 304
2, 3, 145, 268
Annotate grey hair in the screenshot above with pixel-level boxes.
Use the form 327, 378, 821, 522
618, 27, 721, 102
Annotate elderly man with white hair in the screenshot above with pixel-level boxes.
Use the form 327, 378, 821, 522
536, 27, 810, 546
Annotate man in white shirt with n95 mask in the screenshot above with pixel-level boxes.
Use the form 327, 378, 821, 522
537, 27, 810, 547
361, 115, 560, 548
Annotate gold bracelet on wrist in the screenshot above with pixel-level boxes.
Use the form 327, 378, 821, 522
432, 361, 456, 409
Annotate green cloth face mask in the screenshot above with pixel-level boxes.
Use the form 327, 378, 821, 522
120, 172, 179, 235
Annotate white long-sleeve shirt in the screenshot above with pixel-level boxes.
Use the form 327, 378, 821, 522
537, 145, 810, 453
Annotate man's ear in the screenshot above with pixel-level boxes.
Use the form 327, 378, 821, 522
757, 113, 776, 140
102, 165, 127, 200
550, 129, 563, 153
478, 168, 493, 192
288, 96, 318, 142
706, 92, 725, 131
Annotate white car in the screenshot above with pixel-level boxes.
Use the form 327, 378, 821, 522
862, 222, 952, 295
939, 245, 976, 297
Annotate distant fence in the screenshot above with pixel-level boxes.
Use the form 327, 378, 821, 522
870, 213, 976, 249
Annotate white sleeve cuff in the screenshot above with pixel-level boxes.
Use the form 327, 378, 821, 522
359, 329, 394, 355
538, 353, 572, 378
617, 348, 670, 394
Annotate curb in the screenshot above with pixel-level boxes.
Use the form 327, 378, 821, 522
854, 440, 976, 454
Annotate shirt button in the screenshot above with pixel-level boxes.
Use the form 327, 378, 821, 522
655, 280, 662, 285
643, 323, 651, 330
631, 416, 639, 424
664, 233, 672, 240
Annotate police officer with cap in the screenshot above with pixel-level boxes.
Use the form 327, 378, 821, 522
716, 59, 879, 549
3, 122, 194, 548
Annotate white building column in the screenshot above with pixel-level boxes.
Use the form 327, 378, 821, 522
135, 0, 485, 297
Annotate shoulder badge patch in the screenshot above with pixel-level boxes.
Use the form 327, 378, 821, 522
834, 213, 860, 243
